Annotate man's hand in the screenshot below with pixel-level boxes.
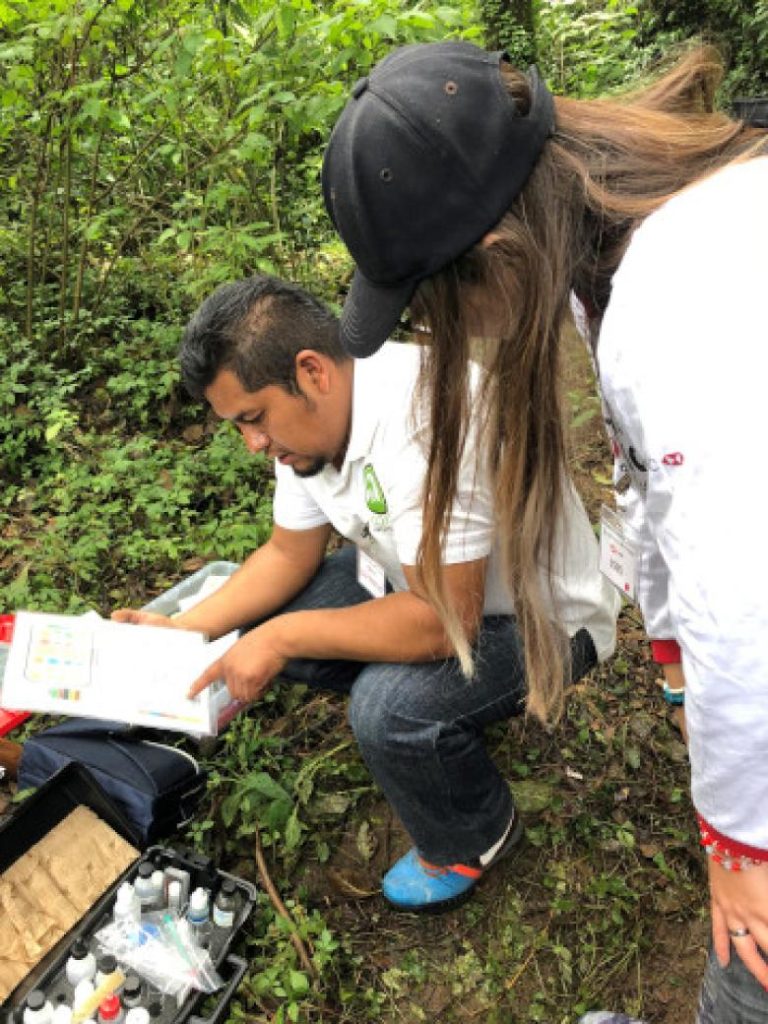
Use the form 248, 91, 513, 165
709, 856, 768, 987
111, 609, 181, 629
187, 621, 287, 703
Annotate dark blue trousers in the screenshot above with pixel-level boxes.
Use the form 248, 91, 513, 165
268, 546, 596, 865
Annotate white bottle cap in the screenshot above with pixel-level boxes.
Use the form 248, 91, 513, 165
115, 885, 135, 910
52, 1006, 73, 1024
167, 879, 181, 911
151, 870, 164, 889
124, 1010, 150, 1024
189, 887, 208, 912
23, 1009, 52, 1024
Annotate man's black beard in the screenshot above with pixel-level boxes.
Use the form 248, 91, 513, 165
292, 457, 327, 479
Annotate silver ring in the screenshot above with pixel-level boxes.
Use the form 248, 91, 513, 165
728, 926, 750, 938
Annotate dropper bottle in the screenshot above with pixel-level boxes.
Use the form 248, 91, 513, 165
65, 938, 97, 986
95, 954, 118, 986
23, 991, 54, 1024
113, 882, 140, 928
120, 975, 143, 1010
186, 887, 212, 948
97, 994, 123, 1024
133, 863, 156, 911
212, 879, 238, 930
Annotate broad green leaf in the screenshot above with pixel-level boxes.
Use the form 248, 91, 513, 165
289, 971, 309, 996
242, 771, 291, 802
367, 14, 397, 36
284, 810, 302, 849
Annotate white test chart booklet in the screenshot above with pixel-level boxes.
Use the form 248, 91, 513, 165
0, 611, 239, 735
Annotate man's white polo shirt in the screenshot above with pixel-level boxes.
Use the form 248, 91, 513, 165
273, 342, 618, 660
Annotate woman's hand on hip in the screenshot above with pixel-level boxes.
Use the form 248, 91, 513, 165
709, 857, 768, 988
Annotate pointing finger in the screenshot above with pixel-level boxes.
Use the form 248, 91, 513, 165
187, 660, 222, 699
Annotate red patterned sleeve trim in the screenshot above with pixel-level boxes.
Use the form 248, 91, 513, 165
651, 639, 681, 664
698, 813, 768, 869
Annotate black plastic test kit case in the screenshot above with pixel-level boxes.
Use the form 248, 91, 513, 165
0, 763, 257, 1024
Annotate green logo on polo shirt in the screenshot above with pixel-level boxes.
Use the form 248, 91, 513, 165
363, 464, 387, 514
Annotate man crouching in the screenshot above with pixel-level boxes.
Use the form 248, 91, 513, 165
116, 274, 619, 911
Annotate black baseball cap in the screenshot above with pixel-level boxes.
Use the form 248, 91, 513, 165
322, 40, 555, 358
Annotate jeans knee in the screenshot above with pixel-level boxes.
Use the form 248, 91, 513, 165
349, 665, 445, 762
348, 669, 389, 752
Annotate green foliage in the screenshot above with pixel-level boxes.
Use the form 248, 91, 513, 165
0, 310, 272, 609
536, 0, 768, 99
0, 424, 272, 610
636, 0, 768, 98
0, 0, 480, 358
538, 0, 647, 96
480, 0, 537, 65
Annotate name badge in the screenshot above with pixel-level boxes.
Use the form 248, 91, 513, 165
599, 505, 638, 602
357, 547, 387, 599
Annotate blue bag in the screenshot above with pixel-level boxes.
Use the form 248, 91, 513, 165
18, 718, 207, 845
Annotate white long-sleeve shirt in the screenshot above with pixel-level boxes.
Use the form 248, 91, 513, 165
597, 156, 768, 848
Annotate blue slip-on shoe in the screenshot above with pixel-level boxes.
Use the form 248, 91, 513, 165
578, 1014, 648, 1024
381, 813, 524, 912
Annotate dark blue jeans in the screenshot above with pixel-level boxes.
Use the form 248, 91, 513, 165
270, 546, 596, 865
696, 945, 768, 1023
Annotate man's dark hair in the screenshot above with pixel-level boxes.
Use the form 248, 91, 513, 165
180, 275, 347, 400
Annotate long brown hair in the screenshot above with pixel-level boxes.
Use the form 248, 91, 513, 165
412, 45, 767, 720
